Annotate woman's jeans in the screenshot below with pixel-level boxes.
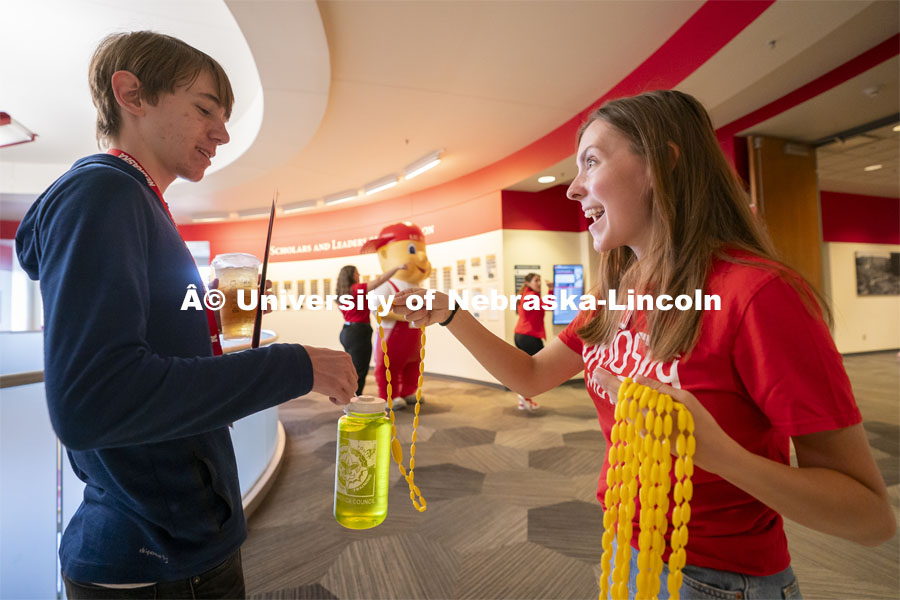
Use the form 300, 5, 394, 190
611, 539, 802, 599
63, 550, 244, 599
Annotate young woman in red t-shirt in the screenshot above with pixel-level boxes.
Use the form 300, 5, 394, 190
392, 90, 895, 597
336, 264, 406, 396
514, 272, 545, 410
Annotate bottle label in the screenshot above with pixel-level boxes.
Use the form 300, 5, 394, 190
336, 438, 377, 503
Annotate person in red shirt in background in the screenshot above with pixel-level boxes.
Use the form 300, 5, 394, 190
513, 272, 545, 411
336, 264, 407, 396
392, 90, 895, 598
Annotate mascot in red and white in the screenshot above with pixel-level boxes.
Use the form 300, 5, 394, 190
361, 222, 432, 410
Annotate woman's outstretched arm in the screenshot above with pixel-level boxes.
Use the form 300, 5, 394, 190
365, 264, 407, 291
394, 288, 583, 396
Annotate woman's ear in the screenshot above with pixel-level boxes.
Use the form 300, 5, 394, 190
110, 70, 144, 117
667, 141, 680, 170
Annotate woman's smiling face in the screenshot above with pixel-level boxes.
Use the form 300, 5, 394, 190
566, 119, 653, 259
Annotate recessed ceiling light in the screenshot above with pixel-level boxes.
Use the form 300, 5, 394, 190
237, 207, 271, 219
537, 175, 556, 184
282, 199, 318, 214
403, 150, 443, 180
324, 190, 359, 206
864, 164, 883, 172
863, 85, 881, 98
364, 175, 399, 196
192, 212, 229, 223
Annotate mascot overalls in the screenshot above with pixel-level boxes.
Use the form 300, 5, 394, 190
361, 222, 432, 410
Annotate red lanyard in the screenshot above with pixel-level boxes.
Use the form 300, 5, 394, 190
108, 149, 223, 356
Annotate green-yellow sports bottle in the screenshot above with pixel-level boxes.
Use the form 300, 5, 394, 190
334, 395, 392, 529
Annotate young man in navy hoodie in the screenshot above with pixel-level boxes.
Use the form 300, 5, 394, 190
15, 31, 356, 598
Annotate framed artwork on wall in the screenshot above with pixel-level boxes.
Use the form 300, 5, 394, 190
854, 251, 900, 296
442, 266, 452, 291
486, 254, 497, 279
470, 257, 482, 282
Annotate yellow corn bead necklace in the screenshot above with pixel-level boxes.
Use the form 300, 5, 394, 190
376, 311, 427, 512
598, 377, 695, 600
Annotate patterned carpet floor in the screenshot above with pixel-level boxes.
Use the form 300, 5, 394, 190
243, 352, 899, 599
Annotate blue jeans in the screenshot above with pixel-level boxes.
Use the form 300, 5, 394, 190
610, 539, 802, 599
62, 550, 244, 599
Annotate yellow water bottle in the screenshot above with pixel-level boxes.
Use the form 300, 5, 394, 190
334, 395, 392, 529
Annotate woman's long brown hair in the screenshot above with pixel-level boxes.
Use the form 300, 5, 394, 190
336, 265, 358, 297
518, 272, 540, 296
577, 90, 830, 361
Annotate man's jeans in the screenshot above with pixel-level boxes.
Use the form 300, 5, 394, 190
62, 550, 245, 599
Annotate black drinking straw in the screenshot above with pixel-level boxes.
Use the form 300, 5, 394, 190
251, 190, 278, 349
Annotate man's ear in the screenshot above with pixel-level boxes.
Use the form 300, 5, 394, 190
667, 141, 680, 170
110, 70, 144, 117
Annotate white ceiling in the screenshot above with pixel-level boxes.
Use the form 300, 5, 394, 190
817, 121, 900, 198
1, 0, 897, 223
0, 0, 268, 186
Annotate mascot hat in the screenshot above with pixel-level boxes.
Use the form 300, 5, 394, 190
360, 222, 426, 254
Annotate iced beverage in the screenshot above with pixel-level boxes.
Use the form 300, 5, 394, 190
211, 253, 260, 340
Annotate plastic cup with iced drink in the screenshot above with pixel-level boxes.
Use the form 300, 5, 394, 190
211, 252, 261, 340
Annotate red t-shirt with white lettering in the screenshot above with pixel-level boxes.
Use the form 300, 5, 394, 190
557, 254, 860, 576
340, 282, 369, 323
515, 288, 546, 339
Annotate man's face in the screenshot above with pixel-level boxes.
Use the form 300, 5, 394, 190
378, 239, 431, 284
139, 70, 230, 184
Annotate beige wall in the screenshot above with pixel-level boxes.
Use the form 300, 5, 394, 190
257, 230, 899, 382
823, 242, 900, 354
263, 230, 508, 384
501, 229, 594, 345
260, 228, 598, 386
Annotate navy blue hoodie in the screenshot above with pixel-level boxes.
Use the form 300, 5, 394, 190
16, 154, 314, 583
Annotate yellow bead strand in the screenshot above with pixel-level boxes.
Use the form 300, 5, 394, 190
598, 378, 694, 600
599, 420, 621, 600
666, 403, 694, 600
376, 311, 427, 512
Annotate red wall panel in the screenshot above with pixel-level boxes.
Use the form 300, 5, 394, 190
820, 191, 900, 244
0, 243, 11, 271
501, 187, 590, 232
179, 190, 504, 261
0, 221, 19, 239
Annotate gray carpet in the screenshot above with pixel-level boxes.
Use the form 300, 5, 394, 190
243, 352, 900, 599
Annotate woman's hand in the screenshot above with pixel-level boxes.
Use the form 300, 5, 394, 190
591, 368, 742, 475
387, 264, 408, 277
392, 288, 454, 328
594, 370, 896, 546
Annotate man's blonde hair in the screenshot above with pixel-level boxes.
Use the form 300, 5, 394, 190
89, 31, 234, 148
